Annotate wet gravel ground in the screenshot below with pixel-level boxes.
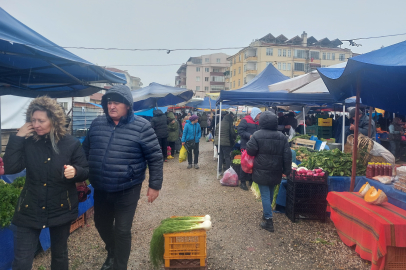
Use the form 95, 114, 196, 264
33, 140, 371, 270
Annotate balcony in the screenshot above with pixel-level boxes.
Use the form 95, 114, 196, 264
210, 82, 225, 86
245, 70, 257, 75
245, 56, 258, 61
210, 72, 224, 76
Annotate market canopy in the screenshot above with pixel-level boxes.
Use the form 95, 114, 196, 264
132, 82, 193, 111
186, 96, 231, 110
318, 40, 406, 114
0, 7, 126, 98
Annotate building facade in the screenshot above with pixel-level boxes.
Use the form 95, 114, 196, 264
228, 31, 352, 90
175, 53, 230, 98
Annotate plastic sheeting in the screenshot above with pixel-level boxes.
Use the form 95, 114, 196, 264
186, 97, 230, 110
0, 8, 126, 98
132, 83, 193, 111
1, 96, 32, 129
318, 40, 406, 115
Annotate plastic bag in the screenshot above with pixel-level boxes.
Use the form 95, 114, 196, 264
206, 134, 210, 142
208, 133, 213, 141
241, 149, 254, 174
213, 145, 218, 159
220, 167, 239, 186
179, 146, 187, 163
167, 146, 172, 157
288, 127, 295, 141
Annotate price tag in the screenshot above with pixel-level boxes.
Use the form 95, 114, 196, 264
319, 141, 327, 151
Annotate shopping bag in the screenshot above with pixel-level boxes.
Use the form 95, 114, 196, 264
220, 167, 239, 186
208, 133, 213, 141
179, 146, 187, 163
206, 134, 210, 142
241, 149, 254, 174
288, 127, 295, 141
213, 145, 218, 159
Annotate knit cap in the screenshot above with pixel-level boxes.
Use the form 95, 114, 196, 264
250, 107, 261, 120
189, 115, 198, 122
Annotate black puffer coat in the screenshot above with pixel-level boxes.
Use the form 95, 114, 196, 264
4, 134, 88, 229
246, 111, 292, 187
151, 110, 169, 139
200, 113, 208, 128
237, 115, 259, 149
82, 85, 163, 192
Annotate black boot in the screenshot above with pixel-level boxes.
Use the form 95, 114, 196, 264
240, 181, 248, 191
101, 251, 114, 270
261, 218, 274, 232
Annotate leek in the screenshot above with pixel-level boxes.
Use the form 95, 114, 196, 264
272, 184, 280, 210
251, 182, 261, 199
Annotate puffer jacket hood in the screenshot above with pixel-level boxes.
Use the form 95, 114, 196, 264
259, 111, 278, 131
167, 111, 175, 120
153, 109, 164, 117
101, 85, 134, 123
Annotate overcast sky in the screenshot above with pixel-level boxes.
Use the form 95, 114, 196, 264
1, 0, 405, 87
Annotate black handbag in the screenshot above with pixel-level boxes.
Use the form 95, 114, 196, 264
185, 124, 196, 151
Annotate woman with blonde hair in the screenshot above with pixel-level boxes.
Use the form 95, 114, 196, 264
4, 96, 89, 270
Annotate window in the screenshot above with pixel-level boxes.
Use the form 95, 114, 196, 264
294, 63, 305, 71
212, 76, 224, 82
287, 63, 291, 71
205, 77, 209, 81
238, 67, 241, 74
322, 52, 326, 60
282, 63, 286, 70
266, 48, 273, 56
191, 58, 202, 64
277, 62, 281, 70
283, 49, 286, 57
205, 58, 209, 62
295, 49, 307, 59
205, 67, 209, 72
339, 54, 345, 61
278, 49, 282, 56
59, 102, 68, 111
180, 85, 186, 88
196, 86, 200, 91
211, 85, 224, 91
287, 50, 291, 57
196, 67, 200, 72
239, 55, 241, 62
332, 53, 335, 60
233, 69, 236, 76
238, 79, 240, 86
310, 51, 320, 60
204, 86, 209, 91
213, 68, 220, 72
327, 53, 331, 60
244, 77, 247, 84
196, 76, 200, 82
216, 58, 221, 63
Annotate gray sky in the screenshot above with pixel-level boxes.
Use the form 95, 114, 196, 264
1, 0, 405, 87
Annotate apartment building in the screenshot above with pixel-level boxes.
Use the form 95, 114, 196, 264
175, 53, 230, 98
228, 31, 352, 90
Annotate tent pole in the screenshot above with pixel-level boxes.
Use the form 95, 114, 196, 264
303, 106, 306, 135
342, 104, 346, 152
350, 88, 361, 192
0, 97, 2, 155
217, 102, 223, 179
368, 106, 373, 138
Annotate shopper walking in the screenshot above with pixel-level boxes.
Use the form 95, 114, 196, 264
182, 115, 202, 169
214, 113, 237, 174
151, 109, 169, 161
237, 107, 261, 190
167, 111, 180, 158
246, 111, 292, 232
200, 112, 208, 137
82, 85, 163, 270
4, 96, 89, 270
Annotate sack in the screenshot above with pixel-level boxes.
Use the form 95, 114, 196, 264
167, 146, 172, 157
241, 149, 255, 174
220, 167, 239, 186
179, 146, 187, 163
76, 182, 91, 202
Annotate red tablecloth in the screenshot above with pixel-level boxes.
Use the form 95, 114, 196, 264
327, 192, 406, 270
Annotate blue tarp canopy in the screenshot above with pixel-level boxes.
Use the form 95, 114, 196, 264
233, 63, 289, 92
134, 107, 168, 117
0, 8, 126, 98
132, 82, 193, 111
318, 40, 406, 114
186, 96, 231, 109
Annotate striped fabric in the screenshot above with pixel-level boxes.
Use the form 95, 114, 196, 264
327, 192, 406, 270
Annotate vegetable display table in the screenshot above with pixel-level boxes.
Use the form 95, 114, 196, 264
327, 192, 406, 270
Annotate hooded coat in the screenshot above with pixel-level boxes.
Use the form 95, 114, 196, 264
214, 114, 236, 147
151, 109, 169, 139
167, 112, 180, 142
200, 113, 208, 128
237, 115, 259, 149
82, 85, 163, 192
4, 97, 89, 229
246, 111, 292, 187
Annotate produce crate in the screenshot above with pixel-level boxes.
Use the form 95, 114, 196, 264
317, 126, 333, 139
285, 179, 328, 223
318, 118, 332, 127
70, 214, 85, 233
306, 125, 318, 136
385, 246, 406, 270
164, 229, 207, 268
291, 138, 316, 150
289, 169, 328, 184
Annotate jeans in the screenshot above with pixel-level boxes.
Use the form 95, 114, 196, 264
168, 141, 176, 156
257, 184, 275, 219
94, 184, 142, 270
187, 142, 199, 165
218, 145, 232, 172
157, 137, 168, 160
12, 222, 71, 270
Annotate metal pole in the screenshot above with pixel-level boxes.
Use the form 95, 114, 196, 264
350, 88, 361, 192
216, 102, 223, 179
342, 104, 346, 152
303, 106, 306, 135
368, 106, 373, 138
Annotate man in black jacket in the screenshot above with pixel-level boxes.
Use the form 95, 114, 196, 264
246, 111, 292, 232
151, 109, 169, 161
82, 85, 163, 270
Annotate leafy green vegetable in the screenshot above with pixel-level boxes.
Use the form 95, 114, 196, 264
0, 184, 22, 228
232, 159, 241, 165
272, 184, 280, 210
11, 177, 25, 189
289, 134, 311, 142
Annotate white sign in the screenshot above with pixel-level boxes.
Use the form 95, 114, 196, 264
319, 141, 327, 151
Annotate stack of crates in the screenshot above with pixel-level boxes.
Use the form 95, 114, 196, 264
317, 118, 333, 139
306, 125, 318, 136
285, 178, 328, 223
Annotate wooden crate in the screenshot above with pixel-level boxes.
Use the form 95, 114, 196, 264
385, 246, 406, 270
70, 214, 85, 233
291, 138, 316, 150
